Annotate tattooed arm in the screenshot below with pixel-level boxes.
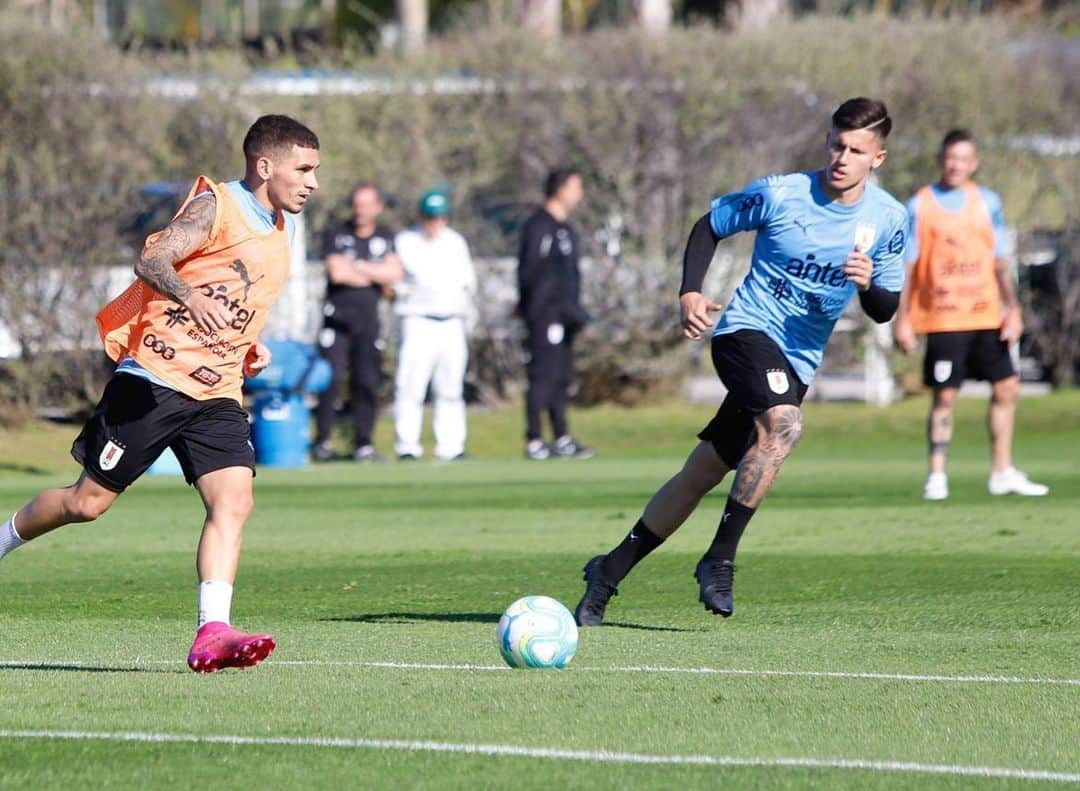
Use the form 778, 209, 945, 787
134, 192, 233, 334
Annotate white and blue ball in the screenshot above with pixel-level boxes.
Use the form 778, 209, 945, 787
496, 595, 578, 669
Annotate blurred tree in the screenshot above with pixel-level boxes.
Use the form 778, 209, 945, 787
634, 0, 672, 32
397, 0, 428, 51
518, 0, 561, 35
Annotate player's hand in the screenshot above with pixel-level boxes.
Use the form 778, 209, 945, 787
680, 292, 722, 340
243, 342, 272, 377
183, 291, 234, 334
1000, 308, 1024, 347
893, 317, 917, 354
844, 246, 874, 292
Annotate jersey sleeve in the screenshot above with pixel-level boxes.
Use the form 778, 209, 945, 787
320, 226, 340, 259
980, 187, 1009, 258
517, 216, 557, 325
708, 175, 782, 239
903, 194, 920, 264
872, 208, 908, 291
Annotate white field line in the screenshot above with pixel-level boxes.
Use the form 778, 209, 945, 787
1, 658, 1078, 687
0, 729, 1077, 784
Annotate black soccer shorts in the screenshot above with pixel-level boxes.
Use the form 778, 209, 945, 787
923, 329, 1016, 389
71, 374, 255, 492
698, 329, 809, 468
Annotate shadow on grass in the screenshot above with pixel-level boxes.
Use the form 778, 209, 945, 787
0, 462, 51, 475
323, 612, 498, 625
603, 621, 702, 633
0, 662, 175, 674
323, 613, 699, 633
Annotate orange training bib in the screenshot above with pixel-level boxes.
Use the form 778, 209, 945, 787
96, 176, 292, 402
907, 183, 1001, 334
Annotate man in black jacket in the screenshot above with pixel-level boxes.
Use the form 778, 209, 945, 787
517, 168, 594, 460
313, 182, 402, 461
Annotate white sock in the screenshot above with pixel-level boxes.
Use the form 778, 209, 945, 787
0, 514, 26, 561
197, 580, 233, 627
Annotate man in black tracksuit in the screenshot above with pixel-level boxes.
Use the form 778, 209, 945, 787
313, 182, 403, 461
517, 168, 595, 460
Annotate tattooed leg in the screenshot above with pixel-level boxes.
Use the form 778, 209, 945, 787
928, 387, 958, 475
728, 405, 804, 509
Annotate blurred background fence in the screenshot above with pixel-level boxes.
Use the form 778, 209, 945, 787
1, 2, 1077, 422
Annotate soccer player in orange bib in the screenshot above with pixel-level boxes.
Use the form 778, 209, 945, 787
0, 115, 321, 671
894, 129, 1047, 500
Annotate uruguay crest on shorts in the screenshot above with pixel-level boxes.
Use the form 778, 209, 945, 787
766, 369, 790, 395
99, 439, 126, 471
933, 360, 953, 384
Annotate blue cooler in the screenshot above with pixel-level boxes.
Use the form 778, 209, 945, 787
245, 340, 332, 468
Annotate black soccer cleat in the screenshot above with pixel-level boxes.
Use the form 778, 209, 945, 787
574, 555, 618, 627
694, 558, 736, 617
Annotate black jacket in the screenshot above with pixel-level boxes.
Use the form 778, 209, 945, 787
516, 208, 588, 333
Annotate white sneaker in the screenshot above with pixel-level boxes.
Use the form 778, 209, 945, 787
923, 473, 949, 501
988, 467, 1049, 497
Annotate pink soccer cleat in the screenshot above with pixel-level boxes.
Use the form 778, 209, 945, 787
187, 621, 276, 673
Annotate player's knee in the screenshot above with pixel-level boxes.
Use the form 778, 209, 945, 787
761, 405, 803, 453
208, 494, 254, 526
680, 462, 720, 495
680, 445, 729, 493
65, 491, 113, 523
932, 389, 958, 411
992, 377, 1020, 404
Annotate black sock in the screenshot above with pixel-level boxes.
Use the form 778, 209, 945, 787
601, 519, 664, 583
704, 498, 756, 562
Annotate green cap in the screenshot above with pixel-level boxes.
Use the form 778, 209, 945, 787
419, 189, 450, 217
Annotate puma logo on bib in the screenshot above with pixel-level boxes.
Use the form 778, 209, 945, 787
766, 369, 790, 395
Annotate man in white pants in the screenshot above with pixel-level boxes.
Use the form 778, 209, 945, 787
393, 189, 476, 460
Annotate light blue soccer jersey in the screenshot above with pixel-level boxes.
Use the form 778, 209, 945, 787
904, 183, 1007, 263
711, 172, 907, 385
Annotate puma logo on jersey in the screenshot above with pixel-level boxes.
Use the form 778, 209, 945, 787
231, 259, 265, 302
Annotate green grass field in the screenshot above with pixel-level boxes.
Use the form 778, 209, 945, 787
1, 394, 1078, 789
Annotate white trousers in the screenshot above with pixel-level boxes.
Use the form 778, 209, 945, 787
394, 316, 468, 459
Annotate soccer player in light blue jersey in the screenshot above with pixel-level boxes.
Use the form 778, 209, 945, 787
575, 97, 908, 626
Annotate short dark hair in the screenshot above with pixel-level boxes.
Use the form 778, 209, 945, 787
544, 167, 581, 199
832, 97, 892, 140
243, 114, 320, 160
941, 128, 977, 152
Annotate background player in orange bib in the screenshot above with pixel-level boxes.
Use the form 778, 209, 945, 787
0, 115, 321, 671
894, 128, 1047, 500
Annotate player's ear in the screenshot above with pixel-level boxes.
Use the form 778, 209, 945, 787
256, 155, 273, 181
871, 147, 888, 170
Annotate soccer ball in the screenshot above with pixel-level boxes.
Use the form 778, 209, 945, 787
496, 595, 579, 669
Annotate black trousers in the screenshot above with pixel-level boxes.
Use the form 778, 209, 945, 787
525, 328, 575, 441
315, 319, 382, 448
